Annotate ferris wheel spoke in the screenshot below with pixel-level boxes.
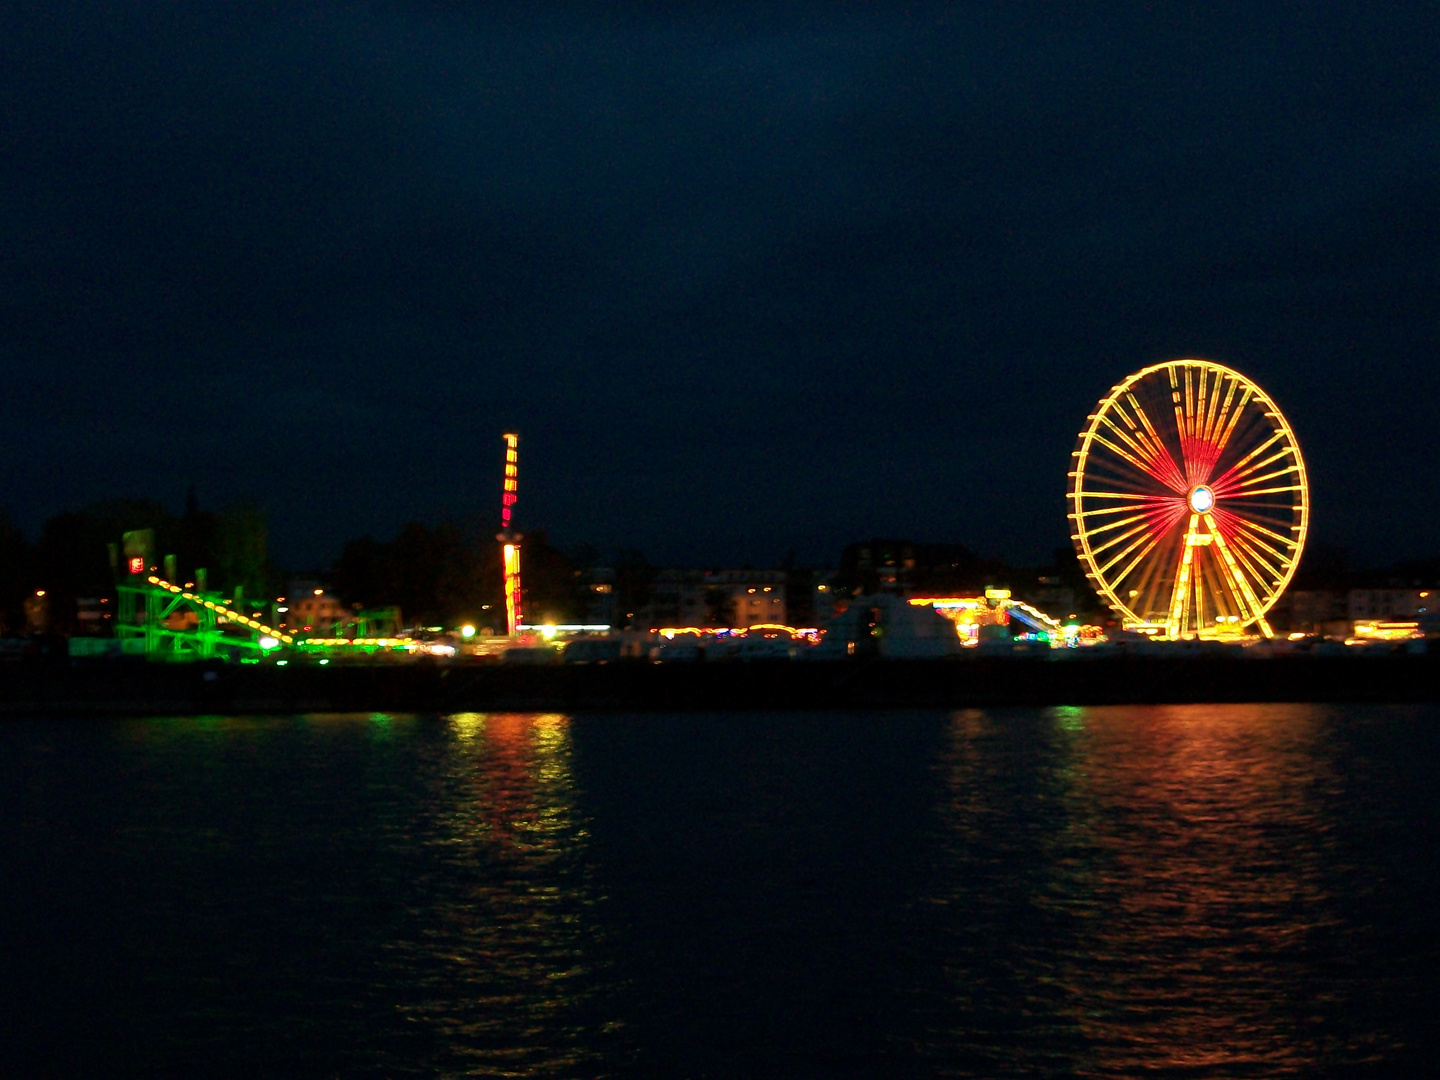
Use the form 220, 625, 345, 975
1210, 429, 1287, 488
1224, 484, 1304, 498
1093, 409, 1183, 483
1229, 521, 1292, 572
1088, 519, 1164, 559
1215, 506, 1307, 550
1083, 465, 1173, 495
1214, 509, 1301, 550
1094, 500, 1187, 550
1226, 533, 1284, 587
1213, 449, 1298, 493
1096, 415, 1186, 491
1071, 499, 1174, 521
1215, 463, 1301, 496
1200, 372, 1237, 458
1205, 514, 1275, 635
1189, 375, 1251, 483
1224, 497, 1302, 510
1182, 366, 1195, 435
1076, 508, 1165, 539
1220, 503, 1303, 528
1124, 392, 1185, 475
1089, 431, 1177, 487
1237, 443, 1298, 476
1108, 530, 1170, 598
1186, 366, 1202, 448
1097, 524, 1173, 578
1169, 370, 1192, 481
1183, 366, 1224, 482
1069, 489, 1175, 503
1196, 365, 1213, 433
1223, 526, 1288, 587
1207, 383, 1256, 473
1096, 413, 1151, 458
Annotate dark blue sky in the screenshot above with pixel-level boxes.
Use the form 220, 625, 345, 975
3, 2, 1437, 570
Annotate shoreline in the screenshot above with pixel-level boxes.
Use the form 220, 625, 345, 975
3, 653, 1438, 716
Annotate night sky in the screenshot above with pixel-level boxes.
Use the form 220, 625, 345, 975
3, 3, 1437, 572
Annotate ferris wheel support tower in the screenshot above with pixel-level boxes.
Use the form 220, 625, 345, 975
497, 432, 522, 635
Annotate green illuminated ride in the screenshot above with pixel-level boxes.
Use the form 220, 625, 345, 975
116, 575, 291, 662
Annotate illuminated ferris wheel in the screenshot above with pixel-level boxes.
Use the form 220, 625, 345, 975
1068, 359, 1309, 639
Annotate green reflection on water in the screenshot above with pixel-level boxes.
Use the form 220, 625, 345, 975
1052, 704, 1087, 732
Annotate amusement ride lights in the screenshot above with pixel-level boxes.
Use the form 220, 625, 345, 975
498, 432, 523, 635
145, 575, 295, 645
1068, 359, 1309, 639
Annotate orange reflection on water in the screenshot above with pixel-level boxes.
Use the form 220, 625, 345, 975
379, 712, 621, 1077
1059, 706, 1342, 1074
932, 703, 1394, 1077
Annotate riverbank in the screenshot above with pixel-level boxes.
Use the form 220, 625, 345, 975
3, 652, 1439, 715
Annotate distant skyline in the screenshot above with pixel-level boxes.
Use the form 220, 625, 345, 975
3, 3, 1437, 571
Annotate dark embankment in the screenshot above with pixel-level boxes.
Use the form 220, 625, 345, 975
2, 652, 1438, 715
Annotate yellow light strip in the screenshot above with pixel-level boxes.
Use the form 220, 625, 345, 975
1204, 513, 1273, 638
1068, 489, 1170, 502
1166, 514, 1200, 637
1072, 509, 1156, 538
1087, 519, 1159, 559
146, 576, 294, 645
1208, 380, 1254, 465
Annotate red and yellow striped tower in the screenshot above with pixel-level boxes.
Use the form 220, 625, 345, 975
497, 432, 523, 635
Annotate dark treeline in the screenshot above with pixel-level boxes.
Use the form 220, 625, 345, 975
330, 524, 601, 632
1, 494, 271, 636
331, 528, 659, 632
0, 493, 652, 636
834, 538, 1033, 598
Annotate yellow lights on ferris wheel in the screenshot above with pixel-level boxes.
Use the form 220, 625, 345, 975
1068, 359, 1309, 640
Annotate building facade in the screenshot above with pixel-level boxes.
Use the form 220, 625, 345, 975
641, 569, 787, 629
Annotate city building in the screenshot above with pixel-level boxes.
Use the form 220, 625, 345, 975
287, 587, 353, 634
641, 569, 787, 629
1286, 589, 1349, 634
1279, 587, 1437, 637
577, 567, 616, 627
1347, 588, 1435, 623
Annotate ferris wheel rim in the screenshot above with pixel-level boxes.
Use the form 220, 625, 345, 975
1068, 358, 1309, 636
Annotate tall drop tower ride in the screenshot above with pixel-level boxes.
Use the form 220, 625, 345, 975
498, 432, 522, 635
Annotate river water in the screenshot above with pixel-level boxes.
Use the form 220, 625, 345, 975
3, 705, 1437, 1078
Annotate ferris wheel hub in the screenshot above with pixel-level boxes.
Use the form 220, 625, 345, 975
1187, 485, 1215, 514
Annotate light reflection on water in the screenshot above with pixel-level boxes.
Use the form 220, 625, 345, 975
924, 703, 1420, 1077
370, 711, 625, 1079
3, 704, 1436, 1078
2, 711, 627, 1078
